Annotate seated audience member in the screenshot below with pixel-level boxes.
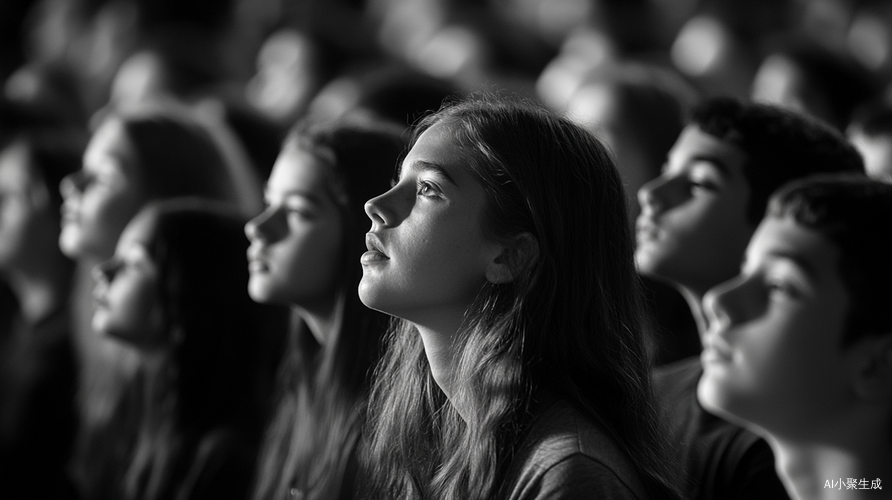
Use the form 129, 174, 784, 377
847, 100, 892, 181
245, 117, 406, 500
750, 40, 880, 131
59, 102, 262, 500
90, 199, 288, 500
699, 175, 892, 500
0, 110, 84, 499
562, 61, 701, 364
359, 94, 683, 499
637, 96, 865, 500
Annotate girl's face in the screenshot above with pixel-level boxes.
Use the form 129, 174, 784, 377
60, 119, 148, 260
92, 212, 163, 349
245, 145, 344, 309
359, 121, 502, 329
0, 142, 47, 271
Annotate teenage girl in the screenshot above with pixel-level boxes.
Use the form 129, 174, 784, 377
359, 94, 682, 499
92, 199, 287, 500
244, 117, 406, 500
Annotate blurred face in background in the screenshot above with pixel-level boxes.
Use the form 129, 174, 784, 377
0, 141, 58, 273
636, 125, 754, 295
245, 143, 344, 311
698, 216, 851, 436
91, 211, 163, 349
59, 118, 149, 261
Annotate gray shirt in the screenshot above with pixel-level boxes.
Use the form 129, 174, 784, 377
502, 397, 649, 500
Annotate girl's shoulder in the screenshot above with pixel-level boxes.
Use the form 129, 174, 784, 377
502, 397, 650, 500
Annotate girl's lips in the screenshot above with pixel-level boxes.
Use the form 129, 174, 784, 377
701, 335, 734, 365
365, 233, 388, 257
361, 250, 389, 265
246, 246, 270, 272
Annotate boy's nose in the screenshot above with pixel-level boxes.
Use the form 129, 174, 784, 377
703, 274, 763, 334
637, 176, 667, 215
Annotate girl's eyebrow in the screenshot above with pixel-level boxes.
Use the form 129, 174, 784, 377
264, 189, 323, 205
407, 160, 459, 187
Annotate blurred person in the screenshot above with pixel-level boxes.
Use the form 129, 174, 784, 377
847, 99, 892, 181
106, 30, 286, 183
306, 62, 459, 129
563, 61, 697, 224
670, 0, 794, 99
751, 40, 881, 131
245, 116, 406, 500
59, 101, 262, 500
90, 198, 288, 500
359, 94, 683, 499
0, 103, 84, 499
638, 96, 865, 500
245, 28, 344, 129
700, 175, 892, 500
562, 61, 701, 365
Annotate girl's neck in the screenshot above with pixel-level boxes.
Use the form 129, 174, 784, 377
297, 293, 343, 347
769, 431, 892, 500
410, 307, 468, 417
415, 323, 459, 398
678, 286, 708, 339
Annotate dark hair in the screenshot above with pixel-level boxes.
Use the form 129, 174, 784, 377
767, 174, 892, 347
849, 98, 892, 137
124, 199, 287, 500
760, 41, 880, 130
690, 96, 865, 223
110, 105, 239, 203
363, 94, 681, 499
0, 98, 86, 211
253, 117, 406, 499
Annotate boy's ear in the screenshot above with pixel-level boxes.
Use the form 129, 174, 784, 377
485, 232, 539, 285
852, 334, 892, 400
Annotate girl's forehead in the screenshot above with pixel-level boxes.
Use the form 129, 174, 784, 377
85, 119, 138, 171
117, 209, 158, 250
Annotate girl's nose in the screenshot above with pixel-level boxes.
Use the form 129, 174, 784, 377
92, 258, 121, 283
364, 189, 396, 229
60, 171, 90, 198
245, 207, 284, 243
637, 176, 667, 216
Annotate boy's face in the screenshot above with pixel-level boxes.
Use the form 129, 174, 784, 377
697, 215, 852, 436
636, 125, 755, 295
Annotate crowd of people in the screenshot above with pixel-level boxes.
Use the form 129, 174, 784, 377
1, 1, 891, 499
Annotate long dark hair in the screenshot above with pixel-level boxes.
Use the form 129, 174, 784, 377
362, 94, 681, 499
123, 199, 287, 500
252, 117, 405, 500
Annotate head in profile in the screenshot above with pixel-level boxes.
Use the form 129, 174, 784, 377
91, 198, 287, 500
59, 102, 252, 263
244, 116, 406, 499
359, 93, 681, 499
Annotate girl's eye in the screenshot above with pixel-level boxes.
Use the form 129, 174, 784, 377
687, 177, 718, 192
416, 180, 441, 198
766, 279, 799, 299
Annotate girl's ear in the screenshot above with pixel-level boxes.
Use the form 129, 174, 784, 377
485, 232, 539, 284
852, 334, 892, 400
